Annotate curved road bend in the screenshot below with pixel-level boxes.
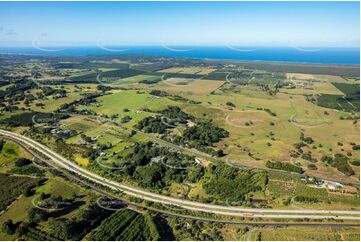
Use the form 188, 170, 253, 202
0, 129, 359, 221
8, 138, 359, 228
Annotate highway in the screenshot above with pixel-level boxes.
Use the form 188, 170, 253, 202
1, 129, 360, 221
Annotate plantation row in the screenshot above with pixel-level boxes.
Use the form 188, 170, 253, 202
87, 209, 162, 241
88, 209, 138, 240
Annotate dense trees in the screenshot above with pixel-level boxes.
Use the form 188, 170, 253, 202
46, 203, 113, 240
203, 163, 267, 202
135, 116, 170, 134
149, 90, 201, 104
0, 174, 45, 211
171, 218, 224, 241
2, 219, 15, 235
135, 106, 229, 153
266, 160, 303, 174
0, 139, 4, 151
301, 152, 317, 163
95, 142, 205, 190
160, 106, 193, 121
0, 80, 37, 111
139, 79, 161, 84
321, 154, 355, 176
40, 86, 67, 98
58, 93, 103, 113
15, 158, 32, 167
176, 120, 229, 147
23, 186, 35, 197
135, 106, 192, 134
96, 85, 112, 92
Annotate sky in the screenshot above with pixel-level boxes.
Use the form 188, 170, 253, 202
0, 1, 359, 48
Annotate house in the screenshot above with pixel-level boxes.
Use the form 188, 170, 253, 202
322, 179, 344, 190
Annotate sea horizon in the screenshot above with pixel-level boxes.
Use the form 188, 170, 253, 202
0, 46, 359, 65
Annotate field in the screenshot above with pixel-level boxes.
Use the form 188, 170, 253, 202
317, 94, 357, 112
0, 53, 360, 241
248, 226, 360, 241
1, 56, 359, 186
78, 89, 175, 114
267, 176, 359, 210
227, 69, 285, 85
0, 141, 32, 173
158, 66, 216, 75
153, 78, 225, 95
0, 142, 20, 171
118, 74, 162, 85
48, 60, 360, 186
170, 81, 360, 184
0, 196, 35, 240
35, 176, 84, 199
60, 115, 100, 132
17, 84, 99, 112
287, 73, 351, 83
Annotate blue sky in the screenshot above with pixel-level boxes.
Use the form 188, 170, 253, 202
0, 1, 359, 47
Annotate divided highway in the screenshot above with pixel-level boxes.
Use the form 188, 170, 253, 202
1, 129, 360, 221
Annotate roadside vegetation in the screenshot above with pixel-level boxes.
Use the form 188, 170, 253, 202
0, 53, 359, 240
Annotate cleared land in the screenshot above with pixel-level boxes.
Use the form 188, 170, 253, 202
156, 78, 225, 95
158, 66, 216, 75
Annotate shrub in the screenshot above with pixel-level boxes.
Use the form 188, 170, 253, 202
120, 116, 132, 123
15, 158, 32, 167
226, 102, 236, 107
351, 160, 360, 166
322, 154, 355, 176
2, 219, 15, 235
294, 196, 319, 203
307, 164, 317, 170
23, 186, 35, 197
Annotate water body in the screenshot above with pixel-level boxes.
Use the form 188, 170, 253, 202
0, 46, 359, 65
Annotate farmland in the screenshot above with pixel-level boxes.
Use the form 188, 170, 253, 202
1, 54, 359, 184
0, 53, 359, 240
248, 226, 360, 241
153, 78, 225, 95
158, 66, 217, 75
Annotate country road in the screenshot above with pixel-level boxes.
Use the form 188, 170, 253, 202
1, 129, 360, 221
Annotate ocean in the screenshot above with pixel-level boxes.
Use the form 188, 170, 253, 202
0, 46, 359, 65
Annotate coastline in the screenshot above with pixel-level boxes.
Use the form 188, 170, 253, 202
0, 46, 360, 66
